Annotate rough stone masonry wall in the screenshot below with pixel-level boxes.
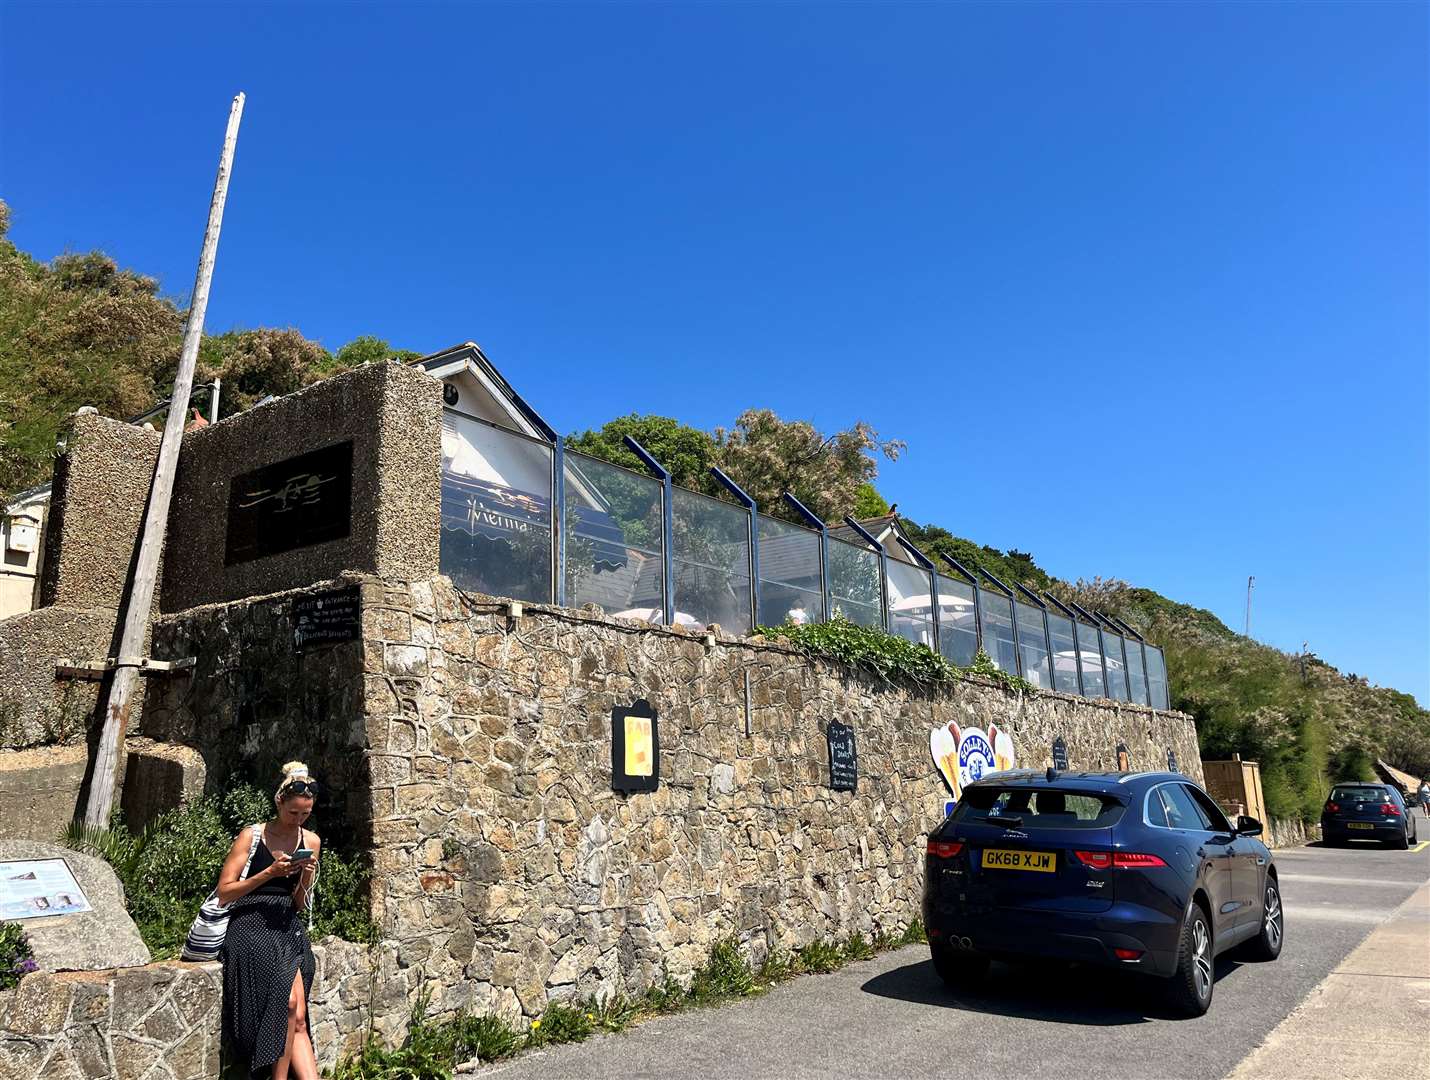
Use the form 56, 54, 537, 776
0, 940, 377, 1080
359, 576, 1203, 1021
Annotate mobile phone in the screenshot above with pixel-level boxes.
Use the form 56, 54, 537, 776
292, 848, 315, 862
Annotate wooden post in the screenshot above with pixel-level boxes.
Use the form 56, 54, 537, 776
84, 93, 245, 826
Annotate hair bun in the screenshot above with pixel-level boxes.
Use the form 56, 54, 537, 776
280, 760, 310, 779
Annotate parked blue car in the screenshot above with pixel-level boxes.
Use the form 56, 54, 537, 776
1320, 782, 1417, 848
922, 769, 1283, 1017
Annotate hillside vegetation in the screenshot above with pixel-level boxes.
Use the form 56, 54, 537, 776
3, 200, 1426, 822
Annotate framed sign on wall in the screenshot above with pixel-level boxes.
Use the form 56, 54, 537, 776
611, 699, 659, 793
225, 441, 353, 566
1051, 736, 1069, 771
826, 721, 857, 792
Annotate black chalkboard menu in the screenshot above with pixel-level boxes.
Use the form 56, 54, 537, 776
294, 586, 361, 651
827, 721, 858, 792
226, 441, 353, 566
1166, 748, 1179, 773
1051, 736, 1069, 771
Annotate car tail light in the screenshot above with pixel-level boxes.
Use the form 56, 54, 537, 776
1074, 850, 1113, 870
1383, 802, 1402, 817
1113, 948, 1143, 961
1325, 802, 1340, 813
927, 840, 965, 859
1112, 852, 1168, 868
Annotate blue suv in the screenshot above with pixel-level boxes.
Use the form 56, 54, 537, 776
922, 769, 1282, 1017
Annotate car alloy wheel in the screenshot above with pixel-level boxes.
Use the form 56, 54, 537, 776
1263, 884, 1282, 951
1192, 917, 1213, 1001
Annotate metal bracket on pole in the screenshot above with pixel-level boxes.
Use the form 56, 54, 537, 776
710, 466, 760, 629
57, 656, 196, 681
842, 517, 889, 632
624, 436, 674, 627
782, 492, 830, 622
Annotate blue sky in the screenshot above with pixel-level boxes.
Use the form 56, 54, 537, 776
2, 2, 1426, 703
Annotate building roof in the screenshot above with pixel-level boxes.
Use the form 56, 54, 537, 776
828, 515, 924, 566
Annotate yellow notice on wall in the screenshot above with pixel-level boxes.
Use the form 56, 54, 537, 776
624, 716, 653, 777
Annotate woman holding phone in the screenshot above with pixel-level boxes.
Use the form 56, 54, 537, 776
217, 761, 321, 1079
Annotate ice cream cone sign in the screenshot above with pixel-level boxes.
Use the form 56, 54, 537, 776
932, 720, 1018, 801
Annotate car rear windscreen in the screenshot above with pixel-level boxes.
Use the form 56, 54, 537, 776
953, 788, 1126, 829
1330, 786, 1388, 803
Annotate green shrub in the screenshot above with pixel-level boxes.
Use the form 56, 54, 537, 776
0, 922, 37, 990
59, 782, 377, 957
688, 937, 755, 1002
840, 933, 875, 962
527, 1001, 596, 1047
794, 939, 843, 974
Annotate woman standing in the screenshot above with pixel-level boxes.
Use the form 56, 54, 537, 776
217, 762, 322, 1079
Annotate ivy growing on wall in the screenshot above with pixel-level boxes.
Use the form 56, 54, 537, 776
752, 617, 1037, 695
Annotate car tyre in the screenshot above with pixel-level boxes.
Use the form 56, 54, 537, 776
1390, 829, 1409, 850
931, 944, 989, 988
1167, 905, 1214, 1017
1240, 877, 1284, 962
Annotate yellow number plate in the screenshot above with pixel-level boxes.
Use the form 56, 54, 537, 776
1347, 822, 1374, 830
982, 849, 1056, 873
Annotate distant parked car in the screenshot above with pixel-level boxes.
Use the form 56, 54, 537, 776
1320, 783, 1417, 849
923, 770, 1281, 1018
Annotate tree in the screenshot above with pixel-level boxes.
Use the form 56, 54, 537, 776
853, 483, 890, 519
192, 329, 335, 417
329, 335, 422, 373
565, 414, 718, 494
713, 409, 903, 523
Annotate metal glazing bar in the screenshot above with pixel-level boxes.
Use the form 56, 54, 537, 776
711, 466, 759, 629
842, 517, 889, 633
782, 493, 831, 623
940, 556, 982, 656
624, 436, 674, 626
896, 536, 939, 656
553, 439, 567, 607
1042, 592, 1085, 696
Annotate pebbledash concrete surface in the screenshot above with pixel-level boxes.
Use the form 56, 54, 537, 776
0, 361, 1207, 1078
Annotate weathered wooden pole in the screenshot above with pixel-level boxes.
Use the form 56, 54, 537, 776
85, 92, 245, 826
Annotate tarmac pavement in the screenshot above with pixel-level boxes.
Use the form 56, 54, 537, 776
479, 834, 1430, 1080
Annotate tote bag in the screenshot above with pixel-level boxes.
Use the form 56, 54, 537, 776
181, 825, 261, 962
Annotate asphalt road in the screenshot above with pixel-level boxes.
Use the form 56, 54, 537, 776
480, 834, 1430, 1080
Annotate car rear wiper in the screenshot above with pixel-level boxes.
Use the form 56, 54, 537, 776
988, 813, 1025, 828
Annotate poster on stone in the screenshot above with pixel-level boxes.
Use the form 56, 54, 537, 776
294, 586, 362, 650
827, 721, 858, 792
611, 699, 659, 793
1051, 736, 1069, 771
225, 440, 354, 566
0, 858, 92, 920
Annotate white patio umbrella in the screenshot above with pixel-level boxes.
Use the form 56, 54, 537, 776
612, 606, 704, 629
890, 592, 976, 614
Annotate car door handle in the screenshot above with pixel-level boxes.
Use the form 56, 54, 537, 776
1256, 857, 1266, 865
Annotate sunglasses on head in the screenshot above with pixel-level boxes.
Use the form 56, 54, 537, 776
283, 780, 319, 798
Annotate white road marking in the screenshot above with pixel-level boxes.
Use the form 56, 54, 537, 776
1281, 904, 1387, 924
1278, 873, 1419, 888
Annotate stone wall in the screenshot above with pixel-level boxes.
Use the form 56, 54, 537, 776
160, 361, 441, 613
139, 572, 1202, 1028
0, 940, 377, 1080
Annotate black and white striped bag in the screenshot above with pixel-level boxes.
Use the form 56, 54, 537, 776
181, 825, 261, 962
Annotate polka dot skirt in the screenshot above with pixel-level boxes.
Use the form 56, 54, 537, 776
221, 893, 315, 1075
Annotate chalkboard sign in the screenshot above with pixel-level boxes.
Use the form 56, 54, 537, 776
827, 721, 858, 792
1116, 742, 1131, 772
612, 699, 659, 793
294, 586, 361, 651
1166, 748, 1179, 773
226, 441, 353, 566
1051, 736, 1069, 771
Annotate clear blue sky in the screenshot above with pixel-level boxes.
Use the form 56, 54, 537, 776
2, 3, 1426, 704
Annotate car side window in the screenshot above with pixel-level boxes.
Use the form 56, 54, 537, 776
1184, 785, 1233, 833
1159, 783, 1207, 831
1146, 788, 1170, 828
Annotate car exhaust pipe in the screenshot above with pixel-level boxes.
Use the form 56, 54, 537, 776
958, 936, 973, 950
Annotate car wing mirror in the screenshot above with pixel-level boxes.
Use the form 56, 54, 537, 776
1236, 816, 1263, 837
